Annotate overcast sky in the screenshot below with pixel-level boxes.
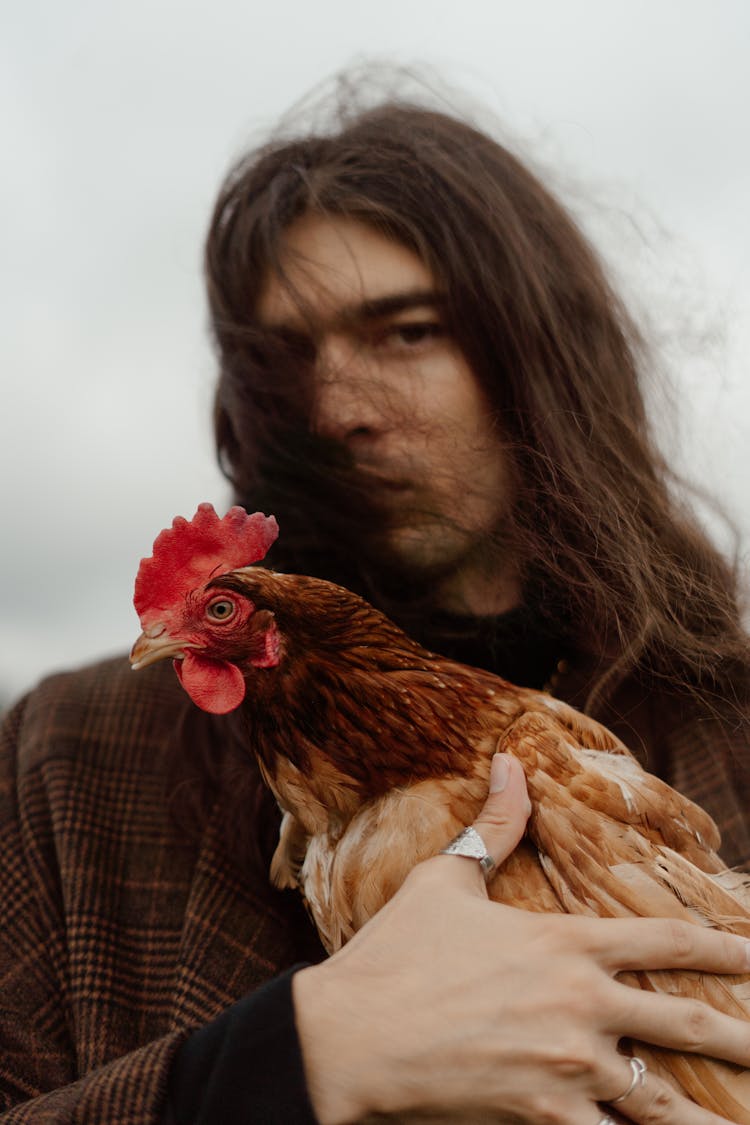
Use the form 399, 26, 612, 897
2, 1, 748, 703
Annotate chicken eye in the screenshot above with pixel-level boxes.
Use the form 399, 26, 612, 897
206, 598, 236, 623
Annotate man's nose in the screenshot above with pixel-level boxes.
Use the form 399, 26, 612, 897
312, 335, 384, 445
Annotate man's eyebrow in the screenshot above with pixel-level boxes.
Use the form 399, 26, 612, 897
260, 289, 445, 334
352, 289, 445, 323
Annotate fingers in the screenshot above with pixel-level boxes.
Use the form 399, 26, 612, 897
608, 1055, 647, 1105
580, 916, 750, 977
471, 752, 531, 864
599, 1059, 741, 1125
435, 753, 531, 888
597, 1053, 746, 1125
609, 984, 750, 1068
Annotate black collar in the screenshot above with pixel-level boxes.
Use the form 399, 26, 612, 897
411, 604, 567, 691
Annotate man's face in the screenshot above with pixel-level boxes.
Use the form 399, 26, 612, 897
257, 214, 519, 614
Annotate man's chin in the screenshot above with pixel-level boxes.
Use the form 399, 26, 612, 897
381, 522, 471, 578
377, 517, 520, 615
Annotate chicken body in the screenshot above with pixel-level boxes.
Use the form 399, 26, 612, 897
132, 556, 750, 1117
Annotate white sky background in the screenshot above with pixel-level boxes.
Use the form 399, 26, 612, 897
1, 0, 748, 704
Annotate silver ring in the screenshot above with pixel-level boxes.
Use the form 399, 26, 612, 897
610, 1055, 647, 1104
597, 1117, 616, 1125
440, 826, 496, 880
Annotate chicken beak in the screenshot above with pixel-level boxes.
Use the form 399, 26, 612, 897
130, 629, 189, 671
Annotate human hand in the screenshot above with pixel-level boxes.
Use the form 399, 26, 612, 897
293, 753, 750, 1124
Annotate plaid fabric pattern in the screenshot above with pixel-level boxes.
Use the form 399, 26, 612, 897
581, 671, 750, 872
0, 653, 747, 1121
0, 658, 313, 1123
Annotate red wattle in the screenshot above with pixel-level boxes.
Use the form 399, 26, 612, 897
174, 652, 246, 714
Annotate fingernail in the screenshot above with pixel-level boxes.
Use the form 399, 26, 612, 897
490, 753, 510, 792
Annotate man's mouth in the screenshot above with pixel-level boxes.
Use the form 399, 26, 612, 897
355, 463, 414, 493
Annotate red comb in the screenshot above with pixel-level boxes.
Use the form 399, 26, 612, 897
134, 503, 278, 625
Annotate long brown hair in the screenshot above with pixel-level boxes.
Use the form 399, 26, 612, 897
206, 93, 749, 716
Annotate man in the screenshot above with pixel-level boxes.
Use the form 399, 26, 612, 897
1, 94, 749, 1124
209, 98, 750, 861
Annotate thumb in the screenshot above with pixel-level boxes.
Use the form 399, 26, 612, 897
472, 752, 531, 868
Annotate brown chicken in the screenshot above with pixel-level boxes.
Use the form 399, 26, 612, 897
131, 503, 750, 1117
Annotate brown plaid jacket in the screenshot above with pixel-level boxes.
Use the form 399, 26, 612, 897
0, 657, 316, 1123
0, 654, 748, 1122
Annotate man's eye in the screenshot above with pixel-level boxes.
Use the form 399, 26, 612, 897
382, 322, 443, 347
206, 598, 236, 622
